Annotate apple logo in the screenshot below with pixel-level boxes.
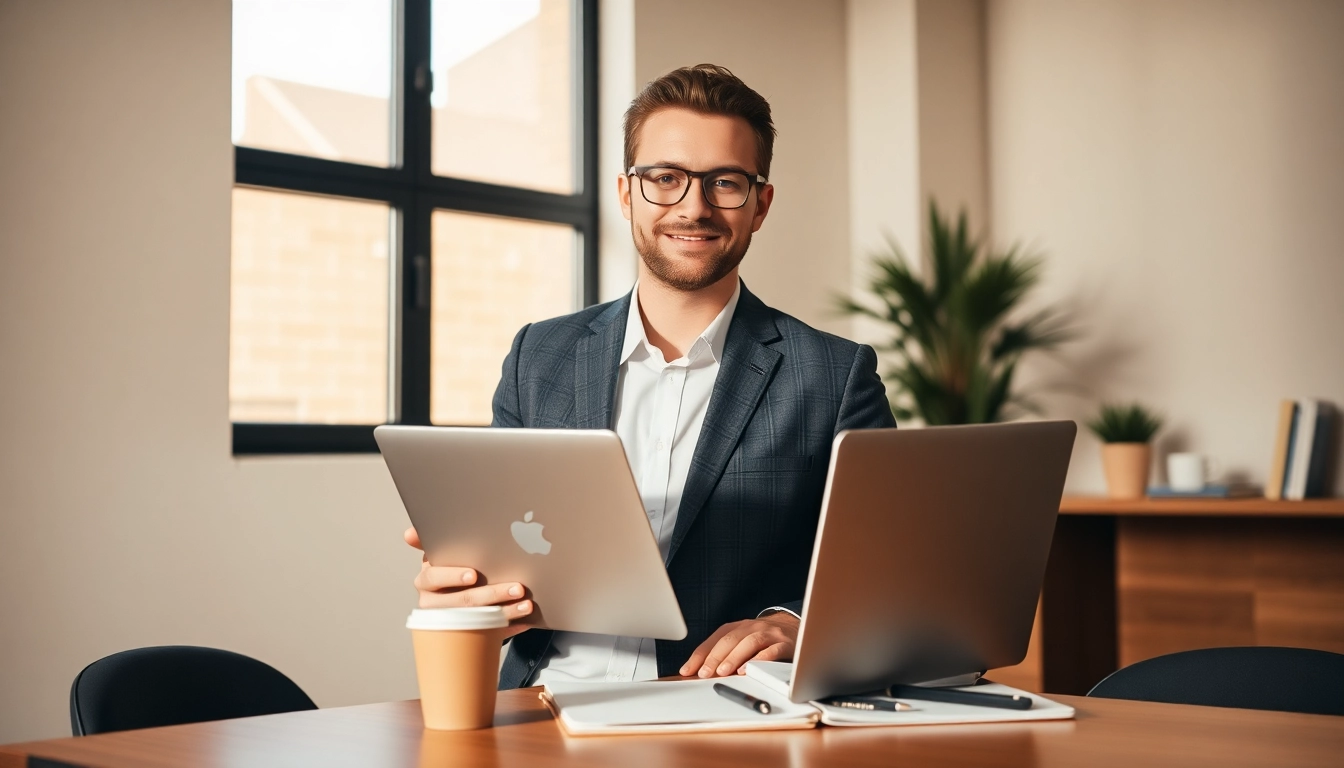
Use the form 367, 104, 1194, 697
511, 511, 552, 555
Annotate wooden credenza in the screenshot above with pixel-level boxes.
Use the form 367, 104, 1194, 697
988, 496, 1344, 695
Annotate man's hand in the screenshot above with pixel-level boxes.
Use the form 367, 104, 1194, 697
404, 527, 535, 637
679, 612, 800, 678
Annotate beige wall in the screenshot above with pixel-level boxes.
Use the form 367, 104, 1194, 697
633, 0, 853, 334
916, 0, 990, 232
845, 0, 993, 371
0, 0, 419, 743
846, 0, 921, 349
988, 0, 1344, 492
597, 0, 638, 302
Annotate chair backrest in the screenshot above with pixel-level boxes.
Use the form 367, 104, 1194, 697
1087, 646, 1344, 716
70, 645, 318, 735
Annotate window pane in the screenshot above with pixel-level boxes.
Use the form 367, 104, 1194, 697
231, 188, 392, 424
431, 211, 576, 425
431, 0, 576, 193
232, 0, 394, 167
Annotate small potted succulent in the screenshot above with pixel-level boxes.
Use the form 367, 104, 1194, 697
1087, 403, 1163, 499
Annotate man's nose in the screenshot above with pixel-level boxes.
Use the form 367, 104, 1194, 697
672, 177, 714, 219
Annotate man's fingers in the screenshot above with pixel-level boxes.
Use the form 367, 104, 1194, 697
404, 530, 533, 620
750, 642, 792, 664
417, 589, 536, 620
731, 643, 792, 674
502, 598, 534, 621
414, 576, 526, 608
415, 582, 526, 609
697, 629, 753, 678
707, 631, 778, 677
678, 624, 735, 677
680, 616, 802, 678
414, 564, 478, 591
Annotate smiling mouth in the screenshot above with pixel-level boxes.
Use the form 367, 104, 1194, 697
664, 233, 720, 241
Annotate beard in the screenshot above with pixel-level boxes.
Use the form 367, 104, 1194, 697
633, 219, 751, 292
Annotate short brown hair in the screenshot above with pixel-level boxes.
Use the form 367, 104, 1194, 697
623, 64, 777, 179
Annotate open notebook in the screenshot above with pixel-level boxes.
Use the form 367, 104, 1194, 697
540, 662, 1075, 736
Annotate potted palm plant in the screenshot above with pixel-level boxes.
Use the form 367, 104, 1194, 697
837, 201, 1072, 424
1087, 403, 1163, 499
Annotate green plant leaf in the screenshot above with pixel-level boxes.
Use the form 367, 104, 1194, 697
833, 198, 1076, 425
991, 307, 1073, 361
1086, 402, 1163, 443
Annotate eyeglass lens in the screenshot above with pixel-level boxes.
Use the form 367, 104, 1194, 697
637, 168, 752, 208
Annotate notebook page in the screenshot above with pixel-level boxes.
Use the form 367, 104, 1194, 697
543, 677, 816, 730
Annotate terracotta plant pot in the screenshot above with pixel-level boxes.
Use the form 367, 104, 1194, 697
1101, 442, 1151, 499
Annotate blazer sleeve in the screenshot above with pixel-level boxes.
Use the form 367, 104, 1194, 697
836, 343, 897, 433
490, 324, 531, 428
772, 343, 895, 618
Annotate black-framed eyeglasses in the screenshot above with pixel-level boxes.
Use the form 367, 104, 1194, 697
628, 165, 767, 209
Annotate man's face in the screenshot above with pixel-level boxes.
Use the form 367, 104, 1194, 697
619, 108, 774, 292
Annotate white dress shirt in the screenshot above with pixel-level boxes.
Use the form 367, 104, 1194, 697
532, 281, 741, 685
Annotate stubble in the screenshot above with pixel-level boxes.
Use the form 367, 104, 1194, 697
632, 220, 752, 292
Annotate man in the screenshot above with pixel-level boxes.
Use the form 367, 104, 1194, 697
405, 64, 895, 688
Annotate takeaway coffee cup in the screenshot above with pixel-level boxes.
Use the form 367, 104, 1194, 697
406, 606, 508, 730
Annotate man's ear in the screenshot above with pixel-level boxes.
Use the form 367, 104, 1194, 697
750, 183, 774, 233
618, 174, 632, 222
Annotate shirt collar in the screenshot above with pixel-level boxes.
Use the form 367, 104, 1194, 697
619, 280, 742, 366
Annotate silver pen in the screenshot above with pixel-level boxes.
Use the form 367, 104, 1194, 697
822, 695, 914, 712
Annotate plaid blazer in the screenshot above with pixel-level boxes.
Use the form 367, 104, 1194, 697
495, 282, 895, 688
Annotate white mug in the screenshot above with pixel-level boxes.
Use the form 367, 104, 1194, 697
1167, 453, 1219, 492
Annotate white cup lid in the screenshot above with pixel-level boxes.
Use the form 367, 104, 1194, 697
406, 606, 508, 630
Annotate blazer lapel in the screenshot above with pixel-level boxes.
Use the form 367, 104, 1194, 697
574, 294, 630, 429
668, 285, 782, 562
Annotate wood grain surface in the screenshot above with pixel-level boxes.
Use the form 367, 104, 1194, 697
1116, 516, 1344, 667
1059, 496, 1344, 517
2, 688, 1342, 768
1002, 498, 1344, 693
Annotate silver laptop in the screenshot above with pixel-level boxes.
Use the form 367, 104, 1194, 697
374, 426, 687, 641
788, 421, 1076, 702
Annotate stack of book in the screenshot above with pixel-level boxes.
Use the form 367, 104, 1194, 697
1267, 399, 1336, 500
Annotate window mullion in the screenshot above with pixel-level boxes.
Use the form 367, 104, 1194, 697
397, 0, 434, 425
580, 0, 600, 306
399, 197, 433, 426
403, 0, 433, 185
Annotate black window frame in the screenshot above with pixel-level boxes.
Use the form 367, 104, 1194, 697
231, 0, 599, 455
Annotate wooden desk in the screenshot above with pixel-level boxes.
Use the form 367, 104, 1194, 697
1032, 496, 1344, 695
2, 688, 1342, 768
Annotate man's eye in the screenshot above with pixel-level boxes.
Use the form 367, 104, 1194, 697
709, 176, 744, 193
652, 174, 681, 186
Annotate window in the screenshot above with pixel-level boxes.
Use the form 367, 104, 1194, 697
230, 0, 597, 454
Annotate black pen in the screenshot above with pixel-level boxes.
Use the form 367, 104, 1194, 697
887, 684, 1033, 710
713, 683, 772, 714
821, 695, 914, 712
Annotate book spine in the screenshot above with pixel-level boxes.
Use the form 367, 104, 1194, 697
1266, 399, 1297, 501
1280, 405, 1301, 500
1286, 400, 1319, 501
1303, 403, 1333, 498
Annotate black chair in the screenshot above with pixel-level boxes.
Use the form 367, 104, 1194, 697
1087, 646, 1344, 716
70, 645, 318, 735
